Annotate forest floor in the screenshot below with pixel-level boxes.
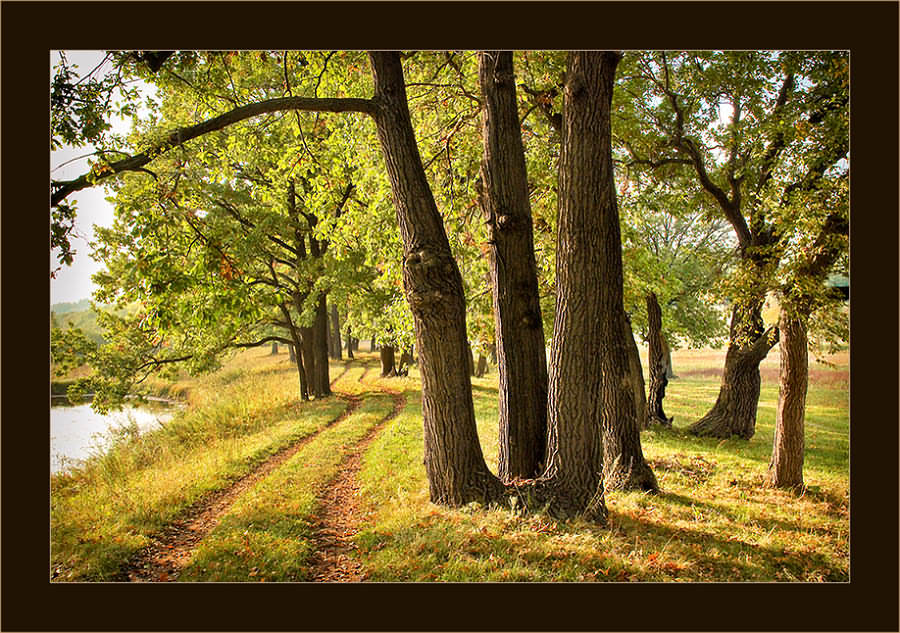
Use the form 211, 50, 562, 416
50, 345, 849, 582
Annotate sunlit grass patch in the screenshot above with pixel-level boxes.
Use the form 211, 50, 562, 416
179, 393, 396, 582
51, 349, 347, 581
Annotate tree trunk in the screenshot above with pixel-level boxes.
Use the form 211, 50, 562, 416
553, 52, 656, 497
311, 294, 331, 396
475, 354, 488, 378
623, 313, 649, 431
380, 344, 397, 377
289, 343, 296, 363
767, 310, 808, 489
368, 51, 503, 506
468, 346, 475, 376
270, 341, 279, 355
330, 304, 342, 360
689, 303, 779, 439
529, 52, 638, 520
646, 292, 673, 426
370, 337, 377, 352
300, 324, 317, 397
398, 347, 414, 374
478, 51, 549, 482
345, 325, 354, 360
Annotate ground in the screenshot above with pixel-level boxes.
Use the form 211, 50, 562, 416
50, 344, 849, 582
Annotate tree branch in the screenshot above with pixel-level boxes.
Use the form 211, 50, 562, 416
51, 95, 375, 206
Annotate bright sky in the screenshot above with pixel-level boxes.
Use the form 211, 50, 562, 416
50, 50, 155, 305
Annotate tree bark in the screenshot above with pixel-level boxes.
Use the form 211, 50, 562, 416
345, 325, 354, 360
398, 347, 414, 374
623, 312, 649, 430
689, 302, 779, 439
468, 345, 476, 376
380, 344, 397, 377
370, 337, 377, 352
289, 343, 297, 363
329, 304, 342, 360
551, 52, 656, 496
368, 51, 503, 506
478, 51, 549, 482
767, 310, 807, 488
646, 292, 673, 426
270, 341, 279, 355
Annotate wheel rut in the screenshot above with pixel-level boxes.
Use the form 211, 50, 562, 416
306, 391, 406, 582
114, 392, 361, 582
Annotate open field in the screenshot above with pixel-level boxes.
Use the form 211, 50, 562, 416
51, 345, 849, 582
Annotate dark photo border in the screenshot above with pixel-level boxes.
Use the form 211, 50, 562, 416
3, 2, 896, 631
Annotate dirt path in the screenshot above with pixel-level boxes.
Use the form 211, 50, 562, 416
114, 393, 361, 582
306, 392, 406, 582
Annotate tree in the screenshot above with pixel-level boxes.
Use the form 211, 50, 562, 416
767, 177, 848, 488
477, 51, 548, 481
617, 51, 848, 439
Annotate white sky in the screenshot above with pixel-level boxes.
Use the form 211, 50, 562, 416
50, 50, 155, 305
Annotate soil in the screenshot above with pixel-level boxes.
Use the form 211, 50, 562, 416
114, 391, 361, 582
305, 392, 406, 581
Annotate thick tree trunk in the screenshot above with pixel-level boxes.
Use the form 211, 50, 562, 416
468, 345, 475, 376
478, 51, 549, 482
300, 325, 317, 397
368, 52, 503, 506
623, 313, 649, 431
767, 311, 808, 488
646, 292, 673, 426
475, 354, 488, 378
329, 304, 342, 360
289, 343, 296, 363
689, 303, 779, 439
552, 52, 656, 497
380, 344, 397, 377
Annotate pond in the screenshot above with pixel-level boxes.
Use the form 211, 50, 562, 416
50, 397, 177, 474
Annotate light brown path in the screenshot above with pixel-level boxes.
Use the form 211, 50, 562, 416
114, 393, 361, 582
306, 392, 406, 582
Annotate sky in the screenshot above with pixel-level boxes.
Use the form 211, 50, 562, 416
50, 50, 155, 305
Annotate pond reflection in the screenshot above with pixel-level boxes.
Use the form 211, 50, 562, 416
50, 398, 175, 474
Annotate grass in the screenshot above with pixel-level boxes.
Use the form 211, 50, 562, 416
51, 345, 849, 582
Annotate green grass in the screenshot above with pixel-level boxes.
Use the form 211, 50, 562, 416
51, 351, 348, 580
353, 347, 849, 582
51, 346, 849, 582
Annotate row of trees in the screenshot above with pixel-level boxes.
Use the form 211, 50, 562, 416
50, 50, 848, 518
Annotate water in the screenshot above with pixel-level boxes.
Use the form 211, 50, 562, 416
50, 398, 176, 474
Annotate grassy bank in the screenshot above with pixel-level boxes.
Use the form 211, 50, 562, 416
51, 346, 849, 582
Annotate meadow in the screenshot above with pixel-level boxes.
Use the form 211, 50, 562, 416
50, 345, 849, 582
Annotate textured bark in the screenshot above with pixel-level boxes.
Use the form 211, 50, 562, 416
767, 311, 807, 488
689, 303, 779, 439
329, 304, 342, 360
478, 51, 549, 482
380, 344, 397, 377
535, 52, 637, 520
646, 292, 673, 426
623, 313, 649, 431
549, 52, 656, 496
468, 346, 475, 376
368, 52, 503, 506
